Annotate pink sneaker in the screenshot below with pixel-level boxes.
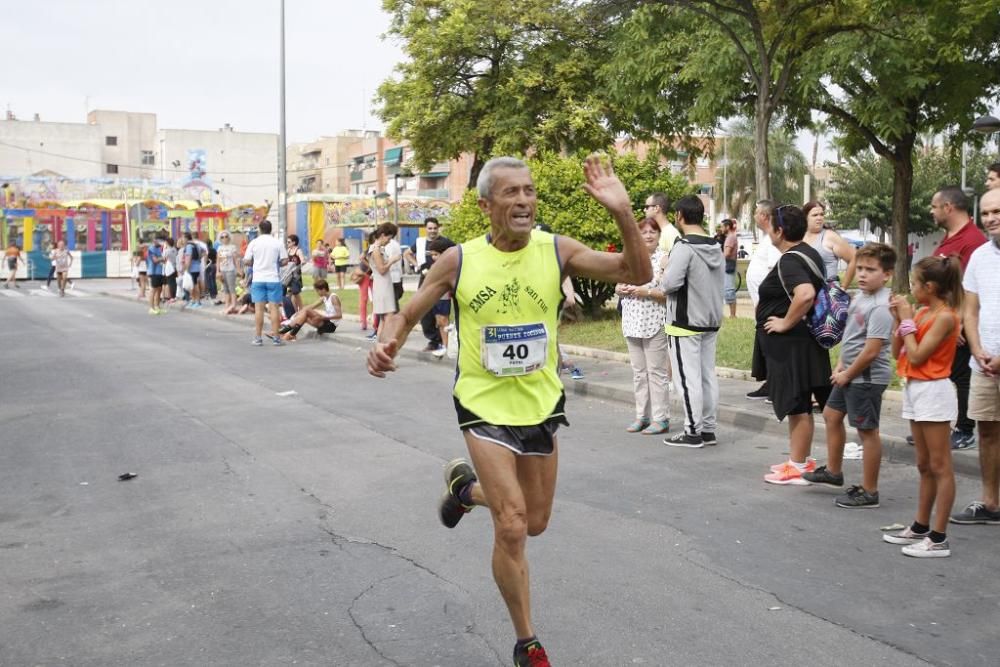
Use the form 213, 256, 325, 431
765, 462, 810, 486
770, 457, 816, 473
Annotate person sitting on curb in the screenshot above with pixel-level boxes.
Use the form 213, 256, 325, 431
278, 278, 342, 341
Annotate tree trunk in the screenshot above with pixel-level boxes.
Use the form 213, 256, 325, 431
467, 154, 485, 192
753, 101, 772, 202
889, 144, 915, 292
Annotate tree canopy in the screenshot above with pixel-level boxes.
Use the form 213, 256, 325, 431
376, 0, 614, 189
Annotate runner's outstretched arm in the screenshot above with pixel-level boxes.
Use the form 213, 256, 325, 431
561, 155, 651, 286
367, 246, 458, 378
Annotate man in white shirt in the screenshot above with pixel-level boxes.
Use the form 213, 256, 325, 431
243, 220, 288, 347
953, 188, 1000, 524
746, 199, 782, 400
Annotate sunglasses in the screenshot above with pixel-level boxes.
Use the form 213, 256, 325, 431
774, 204, 794, 231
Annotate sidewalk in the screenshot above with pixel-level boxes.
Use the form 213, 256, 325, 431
91, 277, 981, 477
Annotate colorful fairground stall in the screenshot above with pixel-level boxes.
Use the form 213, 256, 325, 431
286, 193, 454, 265
1, 199, 268, 280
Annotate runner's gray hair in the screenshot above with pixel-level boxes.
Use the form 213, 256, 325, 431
477, 157, 529, 199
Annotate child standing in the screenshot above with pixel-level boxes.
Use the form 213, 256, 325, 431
803, 243, 896, 508
884, 255, 963, 557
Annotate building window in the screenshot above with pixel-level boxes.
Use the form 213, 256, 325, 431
106, 164, 119, 174
141, 150, 155, 166
106, 136, 118, 146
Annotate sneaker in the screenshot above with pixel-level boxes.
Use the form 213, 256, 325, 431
365, 332, 378, 341
569, 367, 584, 380
835, 485, 880, 508
513, 639, 551, 667
764, 462, 810, 486
901, 537, 951, 558
439, 458, 477, 529
951, 429, 976, 450
883, 525, 929, 545
148, 307, 158, 315
272, 336, 284, 346
421, 343, 437, 352
663, 432, 703, 448
252, 336, 263, 346
906, 435, 915, 446
432, 345, 447, 358
949, 500, 1000, 525
701, 432, 717, 446
770, 458, 816, 474
746, 383, 769, 400
625, 419, 650, 433
801, 464, 844, 488
641, 419, 670, 435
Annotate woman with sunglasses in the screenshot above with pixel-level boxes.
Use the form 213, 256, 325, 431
754, 204, 833, 486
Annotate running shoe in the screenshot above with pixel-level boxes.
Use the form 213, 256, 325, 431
513, 639, 551, 667
949, 501, 1000, 525
625, 419, 649, 433
950, 429, 976, 450
439, 458, 477, 529
835, 485, 880, 509
421, 343, 437, 352
770, 457, 816, 474
569, 367, 584, 380
365, 332, 378, 341
432, 345, 447, 358
902, 537, 951, 558
905, 435, 915, 446
663, 432, 703, 448
745, 383, 769, 400
801, 464, 844, 488
642, 419, 670, 435
882, 525, 929, 545
148, 308, 158, 315
842, 441, 863, 460
252, 336, 263, 347
272, 336, 284, 346
764, 462, 810, 486
700, 432, 717, 446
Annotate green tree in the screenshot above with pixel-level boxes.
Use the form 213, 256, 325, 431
805, 0, 1000, 286
376, 0, 613, 189
827, 146, 999, 239
602, 0, 863, 200
444, 152, 692, 314
715, 118, 809, 226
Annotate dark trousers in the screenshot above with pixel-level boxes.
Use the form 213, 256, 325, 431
421, 309, 442, 347
951, 343, 974, 432
204, 264, 217, 299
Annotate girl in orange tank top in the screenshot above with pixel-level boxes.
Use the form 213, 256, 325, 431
886, 255, 963, 558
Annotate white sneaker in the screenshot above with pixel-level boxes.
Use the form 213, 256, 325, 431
883, 526, 928, 545
901, 536, 951, 558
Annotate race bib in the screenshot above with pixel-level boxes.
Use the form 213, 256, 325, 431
481, 323, 548, 377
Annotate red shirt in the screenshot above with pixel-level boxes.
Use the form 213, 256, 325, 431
935, 220, 986, 271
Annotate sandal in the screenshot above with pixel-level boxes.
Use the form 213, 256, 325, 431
642, 420, 670, 435
626, 419, 650, 433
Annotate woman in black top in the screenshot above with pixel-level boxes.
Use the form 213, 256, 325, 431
752, 204, 832, 484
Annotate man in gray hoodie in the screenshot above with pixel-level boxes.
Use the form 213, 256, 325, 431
660, 195, 725, 448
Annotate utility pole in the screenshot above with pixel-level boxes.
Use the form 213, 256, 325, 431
277, 0, 287, 238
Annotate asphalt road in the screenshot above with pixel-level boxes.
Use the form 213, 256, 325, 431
1, 288, 998, 667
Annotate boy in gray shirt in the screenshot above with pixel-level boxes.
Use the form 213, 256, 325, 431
803, 243, 897, 508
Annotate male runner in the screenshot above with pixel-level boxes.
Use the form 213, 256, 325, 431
368, 155, 650, 666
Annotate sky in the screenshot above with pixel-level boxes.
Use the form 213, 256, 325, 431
1, 0, 836, 161
0, 0, 404, 142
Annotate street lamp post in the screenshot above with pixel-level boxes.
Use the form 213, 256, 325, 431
277, 0, 288, 238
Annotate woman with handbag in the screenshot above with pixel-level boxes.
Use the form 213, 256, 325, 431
756, 205, 833, 486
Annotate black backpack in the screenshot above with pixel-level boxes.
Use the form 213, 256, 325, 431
188, 242, 200, 262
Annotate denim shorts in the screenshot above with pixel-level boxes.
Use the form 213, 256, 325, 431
250, 281, 283, 304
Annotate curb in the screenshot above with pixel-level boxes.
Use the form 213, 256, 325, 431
100, 290, 980, 478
